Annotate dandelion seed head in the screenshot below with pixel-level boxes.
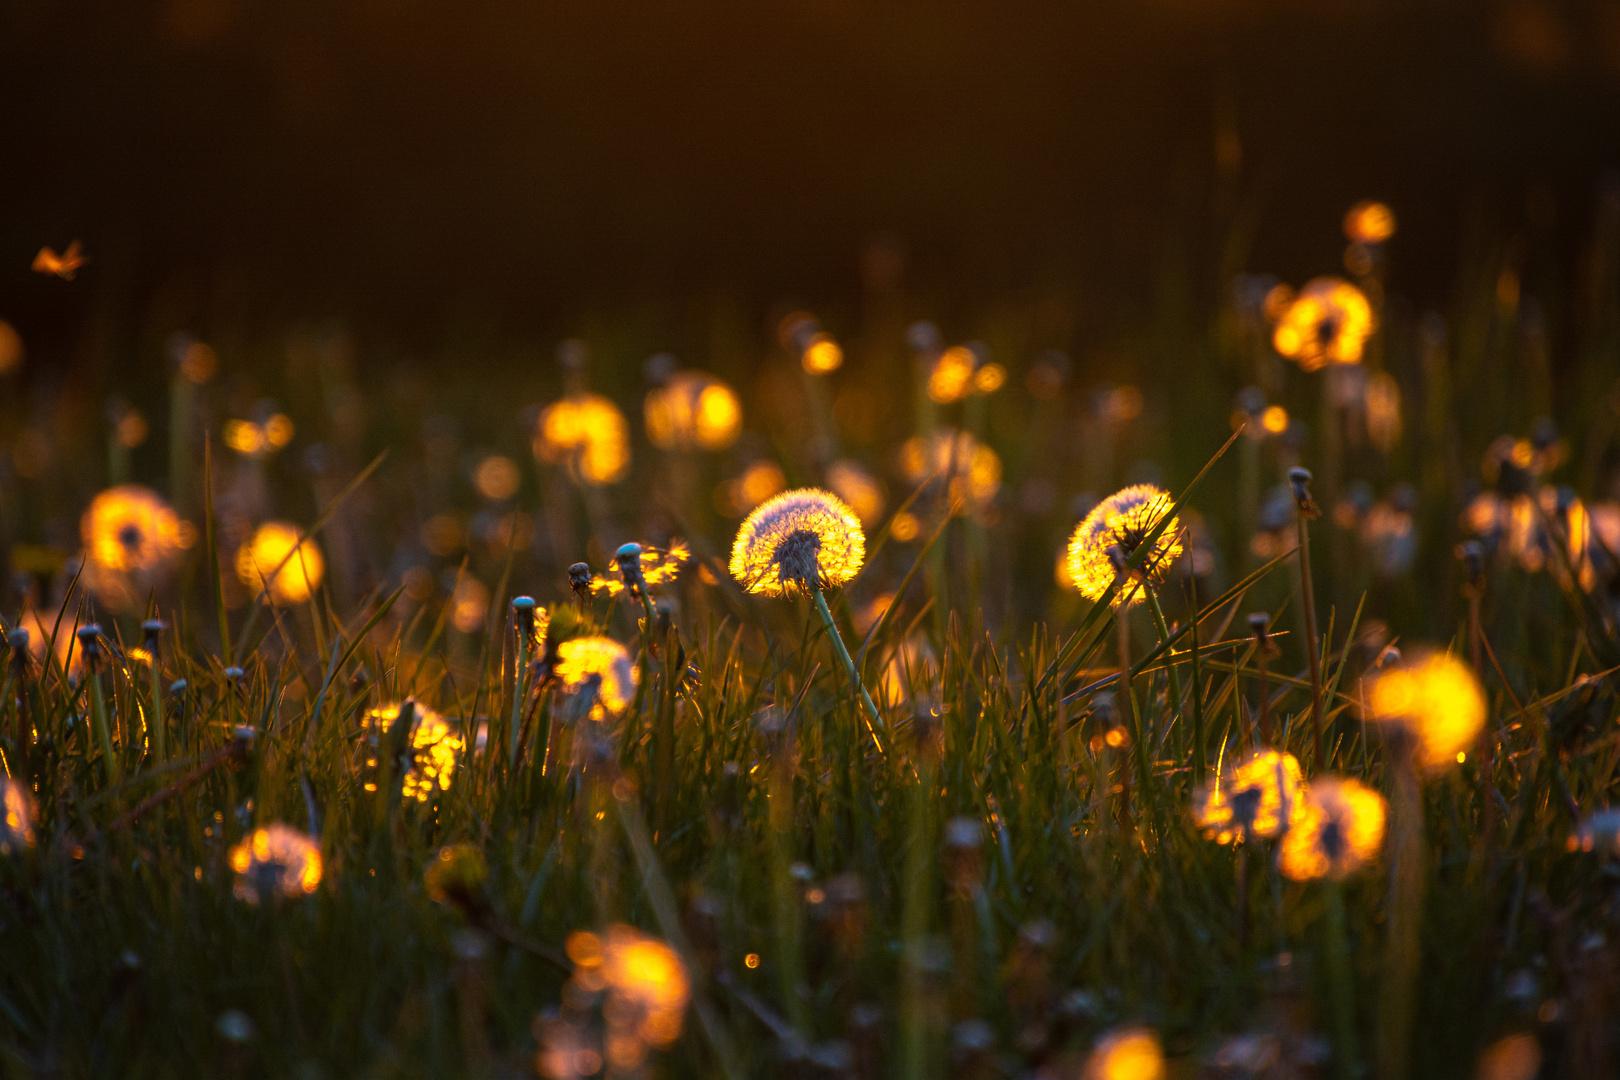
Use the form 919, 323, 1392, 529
644, 371, 742, 451
228, 824, 322, 903
1065, 484, 1183, 605
1279, 776, 1386, 881
534, 393, 631, 485
1272, 277, 1375, 371
556, 637, 638, 717
729, 488, 865, 596
1366, 650, 1485, 772
82, 485, 186, 577
1193, 749, 1304, 844
366, 700, 465, 802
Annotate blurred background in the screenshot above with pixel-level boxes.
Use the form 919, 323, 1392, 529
4, 0, 1620, 644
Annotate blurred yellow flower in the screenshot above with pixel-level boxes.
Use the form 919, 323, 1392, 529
1065, 484, 1183, 606
729, 488, 865, 596
82, 485, 185, 576
1193, 749, 1304, 845
236, 521, 325, 605
365, 700, 465, 802
556, 637, 638, 718
593, 541, 689, 597
1343, 200, 1397, 244
1084, 1027, 1165, 1080
899, 430, 1002, 509
229, 824, 323, 902
1366, 650, 1485, 772
0, 779, 36, 855
1279, 776, 1386, 881
644, 371, 742, 451
534, 393, 631, 485
1272, 277, 1375, 371
825, 460, 885, 526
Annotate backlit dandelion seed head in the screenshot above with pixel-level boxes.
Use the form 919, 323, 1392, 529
82, 485, 185, 576
534, 393, 631, 485
644, 371, 742, 451
365, 700, 465, 802
0, 779, 36, 855
1193, 749, 1304, 844
556, 637, 638, 718
1366, 650, 1485, 772
1084, 1027, 1165, 1080
1065, 484, 1183, 605
1279, 776, 1386, 881
593, 541, 689, 598
729, 488, 865, 596
229, 824, 322, 903
1272, 277, 1375, 371
236, 522, 325, 605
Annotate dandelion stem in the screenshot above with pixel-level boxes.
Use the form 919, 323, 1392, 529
1377, 747, 1423, 1080
1294, 508, 1325, 771
1323, 878, 1359, 1080
810, 586, 884, 755
1186, 576, 1207, 786
89, 669, 118, 786
1115, 606, 1149, 824
1143, 588, 1183, 737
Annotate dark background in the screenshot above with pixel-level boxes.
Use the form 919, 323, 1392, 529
4, 0, 1620, 362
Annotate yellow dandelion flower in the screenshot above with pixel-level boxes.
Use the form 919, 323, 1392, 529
236, 522, 325, 605
644, 371, 742, 451
1084, 1027, 1165, 1080
1365, 650, 1485, 773
593, 541, 690, 598
1193, 748, 1304, 845
1272, 277, 1375, 371
0, 779, 36, 855
1065, 484, 1183, 605
82, 485, 185, 575
534, 393, 631, 485
228, 823, 323, 903
1279, 776, 1386, 882
1343, 200, 1397, 245
365, 700, 465, 802
729, 488, 865, 596
556, 637, 638, 718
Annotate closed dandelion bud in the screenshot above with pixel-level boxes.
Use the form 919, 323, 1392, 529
1247, 612, 1274, 654
222, 666, 245, 688
614, 543, 645, 590
7, 630, 29, 676
76, 625, 103, 668
1458, 539, 1486, 586
568, 561, 594, 598
141, 618, 165, 653
1288, 467, 1320, 519
511, 596, 537, 639
943, 816, 983, 895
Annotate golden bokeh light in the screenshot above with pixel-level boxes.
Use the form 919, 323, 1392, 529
825, 459, 885, 526
802, 334, 843, 374
1065, 484, 1183, 606
1475, 1034, 1541, 1080
451, 576, 491, 633
927, 345, 978, 404
473, 455, 522, 500
1084, 1027, 1165, 1080
224, 414, 295, 456
556, 637, 638, 717
644, 371, 743, 451
229, 824, 323, 902
0, 320, 23, 374
0, 779, 36, 855
236, 521, 325, 605
534, 393, 631, 485
1343, 200, 1397, 244
1366, 650, 1486, 772
1261, 405, 1289, 434
1271, 277, 1375, 371
82, 485, 186, 575
899, 430, 1001, 509
716, 460, 787, 517
729, 487, 865, 596
1193, 749, 1304, 845
1279, 776, 1387, 881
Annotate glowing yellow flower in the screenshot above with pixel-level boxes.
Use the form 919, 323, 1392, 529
593, 541, 690, 598
729, 488, 865, 596
229, 824, 323, 902
1365, 650, 1485, 772
566, 926, 690, 1048
556, 637, 638, 717
1279, 776, 1387, 881
0, 779, 36, 855
534, 393, 631, 485
1272, 277, 1375, 371
1343, 200, 1397, 244
644, 371, 742, 451
825, 460, 885, 526
365, 700, 465, 802
82, 485, 185, 575
1084, 1027, 1165, 1080
1193, 749, 1304, 845
899, 430, 1002, 509
1065, 484, 1183, 605
236, 522, 325, 605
